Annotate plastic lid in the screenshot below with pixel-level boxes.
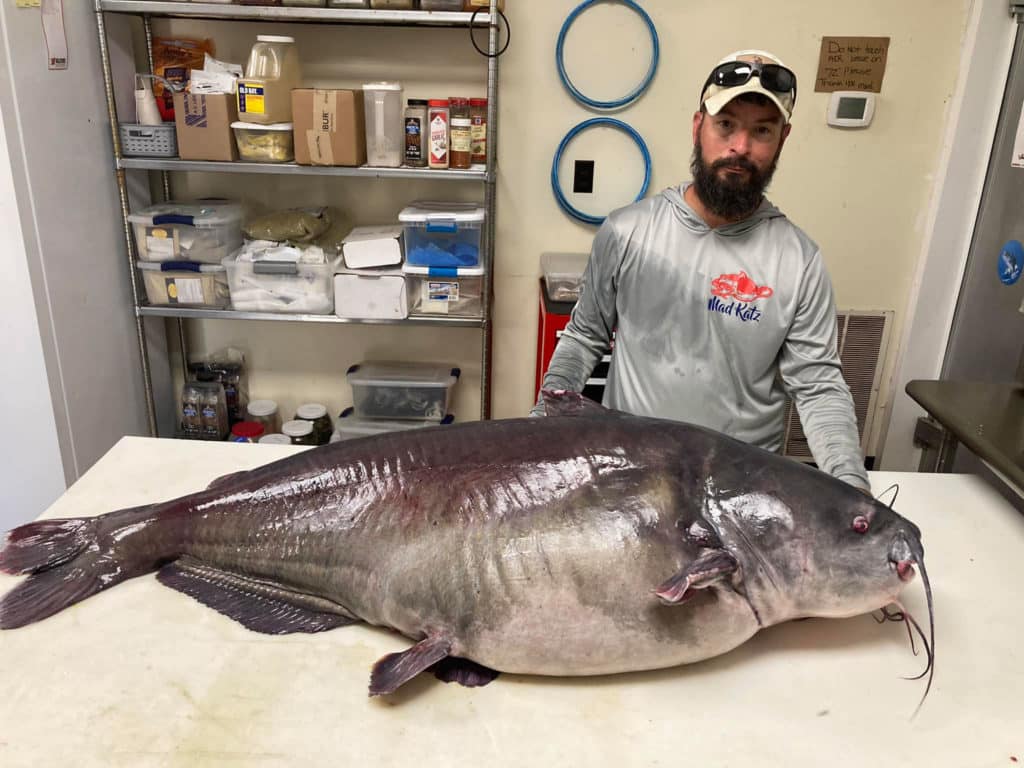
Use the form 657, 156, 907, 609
282, 419, 314, 437
402, 263, 485, 277
257, 35, 295, 44
231, 421, 265, 439
398, 201, 485, 224
258, 433, 292, 445
231, 121, 294, 131
247, 399, 278, 417
363, 81, 402, 91
449, 96, 469, 106
428, 99, 450, 107
296, 403, 328, 420
338, 407, 455, 434
137, 261, 226, 273
346, 361, 460, 389
127, 200, 245, 228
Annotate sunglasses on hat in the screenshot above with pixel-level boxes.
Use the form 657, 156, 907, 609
702, 60, 798, 104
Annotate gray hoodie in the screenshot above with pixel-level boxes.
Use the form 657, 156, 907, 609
534, 183, 869, 491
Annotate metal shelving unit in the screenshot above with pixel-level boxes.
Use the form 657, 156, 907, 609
94, 0, 500, 434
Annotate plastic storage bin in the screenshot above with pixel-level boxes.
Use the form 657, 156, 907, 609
129, 201, 244, 264
541, 252, 589, 302
399, 201, 484, 267
347, 361, 460, 421
138, 261, 230, 308
334, 269, 408, 320
223, 253, 342, 314
120, 124, 178, 157
331, 406, 453, 442
362, 82, 404, 167
403, 264, 483, 317
231, 122, 295, 162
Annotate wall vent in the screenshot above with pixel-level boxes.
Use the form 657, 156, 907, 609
782, 310, 893, 461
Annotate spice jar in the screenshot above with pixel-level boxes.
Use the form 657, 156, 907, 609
282, 419, 317, 446
295, 403, 333, 446
470, 97, 487, 165
449, 97, 472, 170
258, 433, 292, 445
230, 421, 265, 444
404, 99, 428, 167
247, 399, 281, 435
181, 384, 203, 437
428, 99, 450, 169
199, 382, 228, 440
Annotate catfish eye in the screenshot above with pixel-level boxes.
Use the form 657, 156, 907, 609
852, 516, 870, 534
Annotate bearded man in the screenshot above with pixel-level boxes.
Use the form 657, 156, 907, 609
533, 50, 870, 492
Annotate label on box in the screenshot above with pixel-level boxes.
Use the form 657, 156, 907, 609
145, 226, 178, 259
237, 82, 265, 116
166, 277, 203, 304
183, 95, 208, 128
306, 89, 337, 165
422, 280, 458, 313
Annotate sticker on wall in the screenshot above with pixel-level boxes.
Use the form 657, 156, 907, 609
1012, 100, 1024, 168
998, 240, 1023, 286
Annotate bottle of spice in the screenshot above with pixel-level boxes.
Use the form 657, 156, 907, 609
282, 419, 317, 446
470, 97, 487, 165
449, 97, 472, 170
181, 384, 203, 437
200, 382, 228, 440
428, 98, 450, 169
404, 99, 428, 167
230, 421, 265, 444
295, 403, 333, 446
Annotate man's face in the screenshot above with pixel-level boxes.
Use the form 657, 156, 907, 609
690, 98, 791, 221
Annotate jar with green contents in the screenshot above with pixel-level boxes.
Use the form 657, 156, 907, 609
282, 419, 317, 446
295, 403, 333, 446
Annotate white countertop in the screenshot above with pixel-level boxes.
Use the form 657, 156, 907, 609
1, 436, 1022, 767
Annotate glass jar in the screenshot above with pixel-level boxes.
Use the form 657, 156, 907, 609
282, 419, 317, 446
470, 97, 487, 164
231, 421, 266, 443
449, 96, 472, 170
404, 99, 429, 167
295, 403, 333, 446
427, 99, 450, 169
247, 399, 281, 435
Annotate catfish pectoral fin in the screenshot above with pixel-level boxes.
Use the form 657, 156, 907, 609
157, 556, 358, 635
369, 633, 452, 696
654, 549, 739, 605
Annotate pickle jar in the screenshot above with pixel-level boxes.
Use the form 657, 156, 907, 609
282, 419, 317, 446
295, 403, 333, 446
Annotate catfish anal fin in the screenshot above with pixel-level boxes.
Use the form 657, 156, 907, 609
370, 634, 452, 696
157, 556, 357, 635
431, 656, 500, 688
655, 549, 739, 605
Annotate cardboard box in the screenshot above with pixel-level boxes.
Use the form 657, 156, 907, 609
334, 267, 408, 320
292, 89, 366, 167
172, 92, 239, 162
342, 225, 404, 269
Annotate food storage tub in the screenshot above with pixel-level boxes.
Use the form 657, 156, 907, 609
541, 251, 589, 302
129, 201, 245, 264
403, 264, 483, 317
347, 361, 460, 421
138, 261, 230, 308
231, 121, 295, 162
330, 406, 453, 442
223, 253, 342, 314
399, 201, 484, 267
334, 269, 408, 320
363, 82, 404, 167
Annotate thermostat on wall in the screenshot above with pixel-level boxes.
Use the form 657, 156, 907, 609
827, 91, 876, 128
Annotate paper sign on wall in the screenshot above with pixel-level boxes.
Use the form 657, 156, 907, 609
41, 0, 68, 71
1011, 101, 1024, 168
814, 36, 890, 93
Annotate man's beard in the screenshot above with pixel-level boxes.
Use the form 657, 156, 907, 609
690, 133, 780, 221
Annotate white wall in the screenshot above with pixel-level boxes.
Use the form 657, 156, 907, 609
0, 89, 66, 528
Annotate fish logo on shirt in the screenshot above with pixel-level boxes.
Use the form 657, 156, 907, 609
710, 271, 774, 302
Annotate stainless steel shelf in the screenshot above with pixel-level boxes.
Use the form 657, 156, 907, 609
97, 1, 492, 26
118, 157, 488, 181
137, 305, 484, 328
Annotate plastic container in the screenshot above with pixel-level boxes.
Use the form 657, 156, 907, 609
420, 0, 463, 9
347, 361, 460, 421
334, 269, 408, 320
283, 0, 327, 6
129, 201, 245, 263
448, 96, 472, 170
404, 99, 429, 167
328, 0, 370, 6
470, 97, 487, 164
181, 381, 229, 440
331, 406, 453, 441
258, 433, 293, 445
369, 0, 416, 7
399, 201, 484, 267
246, 399, 281, 435
231, 421, 266, 443
138, 261, 230, 308
403, 264, 483, 317
238, 35, 302, 125
362, 82, 404, 167
541, 252, 589, 302
427, 99, 449, 169
282, 419, 317, 445
296, 403, 333, 445
223, 253, 341, 314
120, 124, 178, 157
231, 121, 295, 162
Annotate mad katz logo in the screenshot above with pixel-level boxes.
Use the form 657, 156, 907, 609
707, 271, 773, 323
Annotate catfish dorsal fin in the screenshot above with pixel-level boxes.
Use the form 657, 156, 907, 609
541, 389, 614, 417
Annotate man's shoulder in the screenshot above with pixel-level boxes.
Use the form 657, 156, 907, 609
760, 204, 822, 264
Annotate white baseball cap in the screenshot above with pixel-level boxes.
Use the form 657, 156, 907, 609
700, 49, 797, 124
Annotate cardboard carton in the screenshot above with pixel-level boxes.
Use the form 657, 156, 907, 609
292, 89, 366, 167
172, 91, 239, 162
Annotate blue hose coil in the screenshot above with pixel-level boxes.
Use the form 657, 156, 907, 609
551, 117, 652, 226
556, 0, 660, 110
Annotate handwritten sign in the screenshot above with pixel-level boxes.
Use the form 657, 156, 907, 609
814, 36, 890, 93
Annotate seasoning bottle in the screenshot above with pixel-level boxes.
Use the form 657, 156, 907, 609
428, 98, 450, 169
470, 97, 487, 165
404, 99, 429, 167
449, 97, 472, 170
247, 399, 281, 435
282, 419, 317, 446
230, 421, 265, 444
295, 403, 333, 446
200, 383, 227, 440
181, 384, 202, 437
